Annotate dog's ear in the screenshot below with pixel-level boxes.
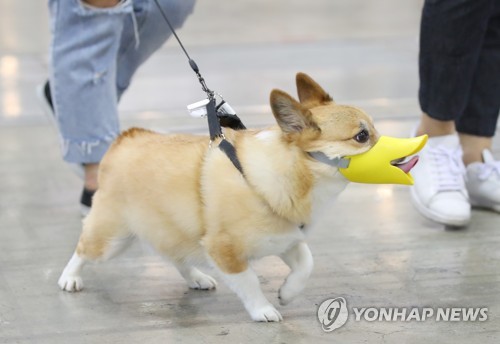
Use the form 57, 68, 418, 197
296, 72, 333, 105
270, 89, 318, 133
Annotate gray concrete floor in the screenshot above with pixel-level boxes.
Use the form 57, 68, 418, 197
1, 1, 500, 343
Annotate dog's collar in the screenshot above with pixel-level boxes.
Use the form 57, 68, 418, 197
308, 151, 350, 169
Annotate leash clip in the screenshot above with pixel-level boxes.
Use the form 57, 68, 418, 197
208, 132, 226, 149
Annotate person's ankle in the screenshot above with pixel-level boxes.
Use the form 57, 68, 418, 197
416, 113, 456, 137
83, 163, 99, 191
458, 133, 493, 166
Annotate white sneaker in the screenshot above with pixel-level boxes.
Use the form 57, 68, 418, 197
410, 134, 471, 226
466, 149, 500, 213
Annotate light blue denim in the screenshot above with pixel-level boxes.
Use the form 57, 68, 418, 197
48, 0, 196, 163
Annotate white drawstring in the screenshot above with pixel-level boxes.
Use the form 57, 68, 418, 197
429, 146, 466, 191
130, 9, 140, 49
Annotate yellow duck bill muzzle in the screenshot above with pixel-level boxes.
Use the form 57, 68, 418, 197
309, 135, 428, 185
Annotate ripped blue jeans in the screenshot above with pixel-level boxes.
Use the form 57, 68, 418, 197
48, 0, 196, 163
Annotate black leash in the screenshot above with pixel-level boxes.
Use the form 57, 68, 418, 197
153, 0, 212, 97
153, 0, 245, 174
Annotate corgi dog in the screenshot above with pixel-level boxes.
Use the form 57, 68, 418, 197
58, 73, 383, 322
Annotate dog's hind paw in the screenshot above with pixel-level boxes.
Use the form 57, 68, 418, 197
58, 274, 83, 292
187, 269, 217, 290
250, 305, 283, 322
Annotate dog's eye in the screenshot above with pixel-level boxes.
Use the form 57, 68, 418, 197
354, 129, 369, 143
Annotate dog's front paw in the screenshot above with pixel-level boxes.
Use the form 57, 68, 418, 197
58, 273, 83, 292
187, 270, 217, 290
278, 279, 303, 306
250, 304, 283, 322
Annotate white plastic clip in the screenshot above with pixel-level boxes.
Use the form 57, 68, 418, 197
187, 99, 210, 118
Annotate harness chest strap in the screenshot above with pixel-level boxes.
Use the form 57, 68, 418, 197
218, 139, 244, 175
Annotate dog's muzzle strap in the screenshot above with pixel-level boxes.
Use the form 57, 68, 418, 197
309, 151, 350, 169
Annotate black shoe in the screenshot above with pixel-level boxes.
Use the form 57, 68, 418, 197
80, 188, 96, 217
37, 80, 56, 122
43, 81, 54, 111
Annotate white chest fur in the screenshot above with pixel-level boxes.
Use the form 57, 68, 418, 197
309, 173, 349, 227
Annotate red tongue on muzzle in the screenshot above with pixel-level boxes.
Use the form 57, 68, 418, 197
394, 156, 419, 173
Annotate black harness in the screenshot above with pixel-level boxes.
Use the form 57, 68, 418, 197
154, 1, 313, 232
205, 97, 245, 175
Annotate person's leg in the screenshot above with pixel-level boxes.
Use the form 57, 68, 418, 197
412, 0, 496, 226
49, 0, 133, 189
460, 135, 494, 165
86, 0, 195, 189
417, 0, 495, 137
456, 0, 500, 164
83, 163, 99, 190
416, 113, 455, 137
49, 0, 195, 214
457, 2, 500, 212
115, 0, 196, 99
